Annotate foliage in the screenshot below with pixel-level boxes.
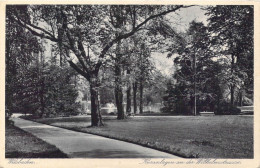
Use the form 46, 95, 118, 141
6, 6, 80, 118
206, 5, 254, 105
143, 70, 169, 105
8, 5, 194, 125
163, 21, 217, 115
5, 6, 41, 118
6, 5, 253, 120
41, 63, 81, 117
13, 64, 41, 115
216, 102, 241, 115
7, 51, 80, 118
163, 5, 254, 115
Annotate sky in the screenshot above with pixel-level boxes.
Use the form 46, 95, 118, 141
171, 5, 209, 32
42, 6, 209, 76
152, 5, 209, 76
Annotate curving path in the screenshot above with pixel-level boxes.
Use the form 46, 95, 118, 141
11, 117, 180, 158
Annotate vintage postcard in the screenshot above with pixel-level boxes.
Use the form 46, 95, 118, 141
0, 0, 259, 168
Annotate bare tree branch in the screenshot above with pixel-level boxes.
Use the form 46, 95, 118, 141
95, 5, 194, 72
12, 16, 58, 42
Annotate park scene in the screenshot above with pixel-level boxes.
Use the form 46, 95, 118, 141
5, 5, 253, 159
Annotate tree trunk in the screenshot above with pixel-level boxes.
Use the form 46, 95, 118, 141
230, 84, 235, 105
115, 86, 125, 119
193, 86, 197, 116
133, 82, 138, 114
139, 79, 143, 114
39, 51, 45, 118
230, 54, 235, 105
39, 78, 45, 118
126, 69, 131, 114
114, 41, 125, 119
217, 96, 220, 114
193, 53, 197, 116
60, 50, 63, 66
115, 59, 125, 119
89, 76, 103, 126
239, 90, 243, 106
191, 96, 196, 116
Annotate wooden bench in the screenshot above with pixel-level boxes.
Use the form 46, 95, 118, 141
199, 111, 215, 116
238, 106, 254, 115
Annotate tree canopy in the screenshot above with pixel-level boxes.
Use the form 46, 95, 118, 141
6, 5, 254, 123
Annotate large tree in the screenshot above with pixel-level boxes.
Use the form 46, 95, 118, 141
5, 6, 41, 119
9, 5, 193, 126
165, 21, 217, 115
206, 5, 254, 106
6, 6, 80, 118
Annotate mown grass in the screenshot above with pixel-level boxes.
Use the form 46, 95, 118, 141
31, 115, 253, 158
5, 124, 68, 158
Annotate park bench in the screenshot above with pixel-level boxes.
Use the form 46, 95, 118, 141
238, 106, 254, 115
199, 111, 215, 116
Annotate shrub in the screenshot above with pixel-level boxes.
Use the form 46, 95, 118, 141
215, 102, 241, 115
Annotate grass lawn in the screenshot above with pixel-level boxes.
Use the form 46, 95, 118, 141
5, 124, 68, 158
30, 115, 253, 158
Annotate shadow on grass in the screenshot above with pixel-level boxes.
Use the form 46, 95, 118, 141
5, 124, 68, 158
20, 116, 191, 158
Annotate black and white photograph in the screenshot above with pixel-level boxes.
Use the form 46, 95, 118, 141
1, 2, 259, 168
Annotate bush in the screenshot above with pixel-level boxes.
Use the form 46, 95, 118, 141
216, 102, 241, 115
6, 118, 14, 126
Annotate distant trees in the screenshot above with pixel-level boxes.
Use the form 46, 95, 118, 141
163, 21, 215, 115
9, 5, 193, 125
5, 6, 41, 119
40, 62, 80, 117
98, 29, 167, 116
6, 6, 80, 118
206, 5, 254, 106
108, 32, 155, 117
135, 42, 153, 114
6, 39, 80, 118
163, 5, 254, 115
6, 5, 252, 120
